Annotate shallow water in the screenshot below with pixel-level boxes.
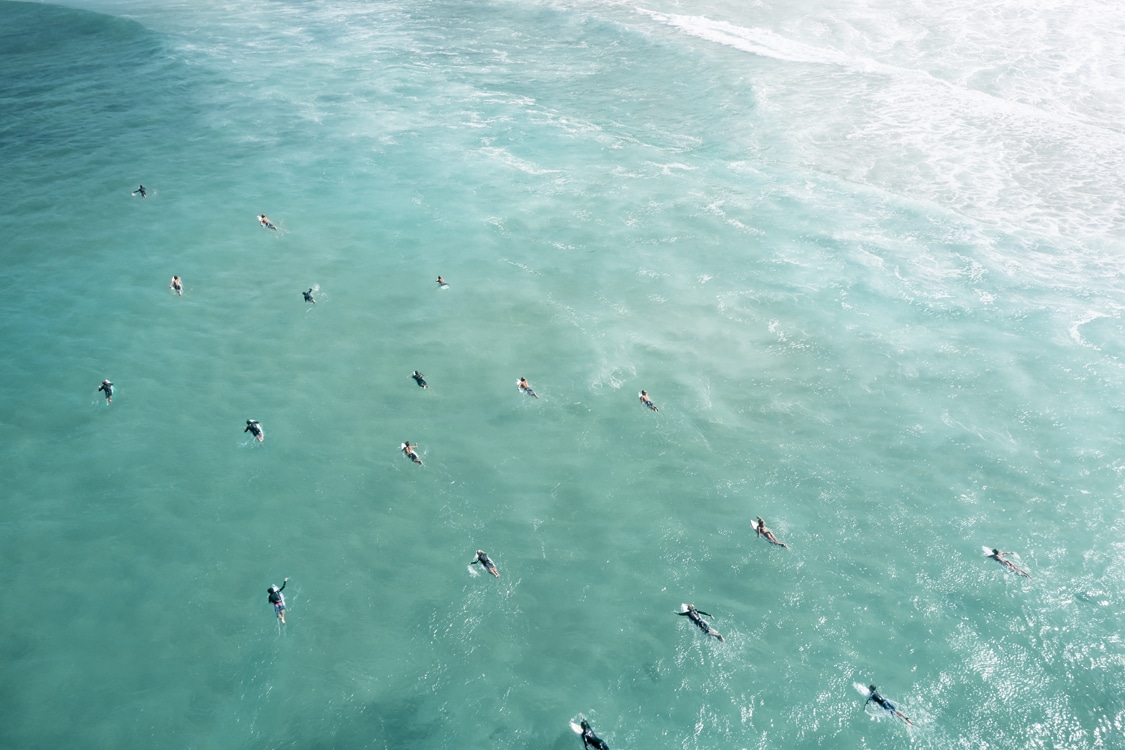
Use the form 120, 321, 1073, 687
2, 0, 1124, 747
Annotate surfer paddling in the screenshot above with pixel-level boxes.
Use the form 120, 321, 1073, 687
97, 379, 114, 405
863, 684, 913, 726
411, 371, 429, 388
132, 184, 146, 198
267, 578, 288, 624
576, 718, 608, 750
258, 214, 277, 231
517, 377, 538, 398
639, 390, 659, 411
401, 441, 423, 465
244, 419, 264, 442
302, 288, 315, 303
677, 603, 723, 642
471, 549, 499, 577
170, 275, 182, 295
754, 516, 788, 548
986, 548, 1031, 578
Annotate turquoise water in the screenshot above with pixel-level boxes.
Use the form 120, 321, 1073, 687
2, 0, 1124, 747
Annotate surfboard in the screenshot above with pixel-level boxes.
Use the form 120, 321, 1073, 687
680, 603, 690, 613
853, 682, 873, 698
982, 546, 995, 556
569, 720, 583, 735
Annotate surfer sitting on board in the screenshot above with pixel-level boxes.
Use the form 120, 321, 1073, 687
98, 379, 114, 404
436, 276, 447, 287
302, 288, 315, 303
267, 578, 288, 624
244, 419, 264, 442
402, 441, 423, 465
576, 718, 608, 750
258, 214, 277, 230
471, 549, 500, 577
132, 184, 146, 198
411, 371, 429, 388
754, 516, 788, 548
639, 390, 658, 411
677, 603, 723, 641
517, 377, 538, 398
986, 548, 1030, 578
170, 275, 182, 295
863, 684, 913, 726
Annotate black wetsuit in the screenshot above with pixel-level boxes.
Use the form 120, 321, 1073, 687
412, 371, 428, 388
133, 185, 146, 198
580, 720, 608, 750
245, 421, 263, 439
678, 607, 722, 640
472, 552, 498, 576
268, 580, 287, 616
303, 289, 315, 303
98, 381, 113, 401
865, 688, 911, 724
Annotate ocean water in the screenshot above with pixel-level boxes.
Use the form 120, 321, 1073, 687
2, 0, 1124, 747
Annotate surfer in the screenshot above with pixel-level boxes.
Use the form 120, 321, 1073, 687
639, 390, 659, 411
863, 684, 913, 726
517, 377, 538, 398
258, 214, 277, 230
436, 276, 447, 286
267, 578, 288, 624
577, 719, 608, 750
987, 548, 1031, 578
677, 603, 723, 641
244, 419, 264, 442
402, 441, 423, 465
170, 275, 182, 295
754, 516, 788, 548
411, 371, 429, 388
132, 184, 146, 198
97, 379, 114, 404
302, 288, 315, 303
471, 549, 500, 577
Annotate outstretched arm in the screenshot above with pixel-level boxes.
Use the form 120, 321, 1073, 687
695, 610, 713, 618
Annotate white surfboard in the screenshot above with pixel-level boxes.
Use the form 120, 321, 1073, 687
569, 720, 583, 735
853, 682, 873, 698
982, 546, 995, 556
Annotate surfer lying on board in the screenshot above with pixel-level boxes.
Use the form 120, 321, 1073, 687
245, 419, 264, 442
577, 718, 608, 750
986, 548, 1031, 578
471, 549, 500, 577
258, 214, 277, 230
402, 441, 423, 465
517, 377, 538, 398
639, 390, 658, 411
754, 516, 788, 548
863, 684, 913, 726
98, 379, 114, 404
132, 184, 146, 198
170, 275, 182, 295
411, 371, 429, 388
677, 603, 723, 641
267, 578, 288, 624
302, 288, 315, 303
